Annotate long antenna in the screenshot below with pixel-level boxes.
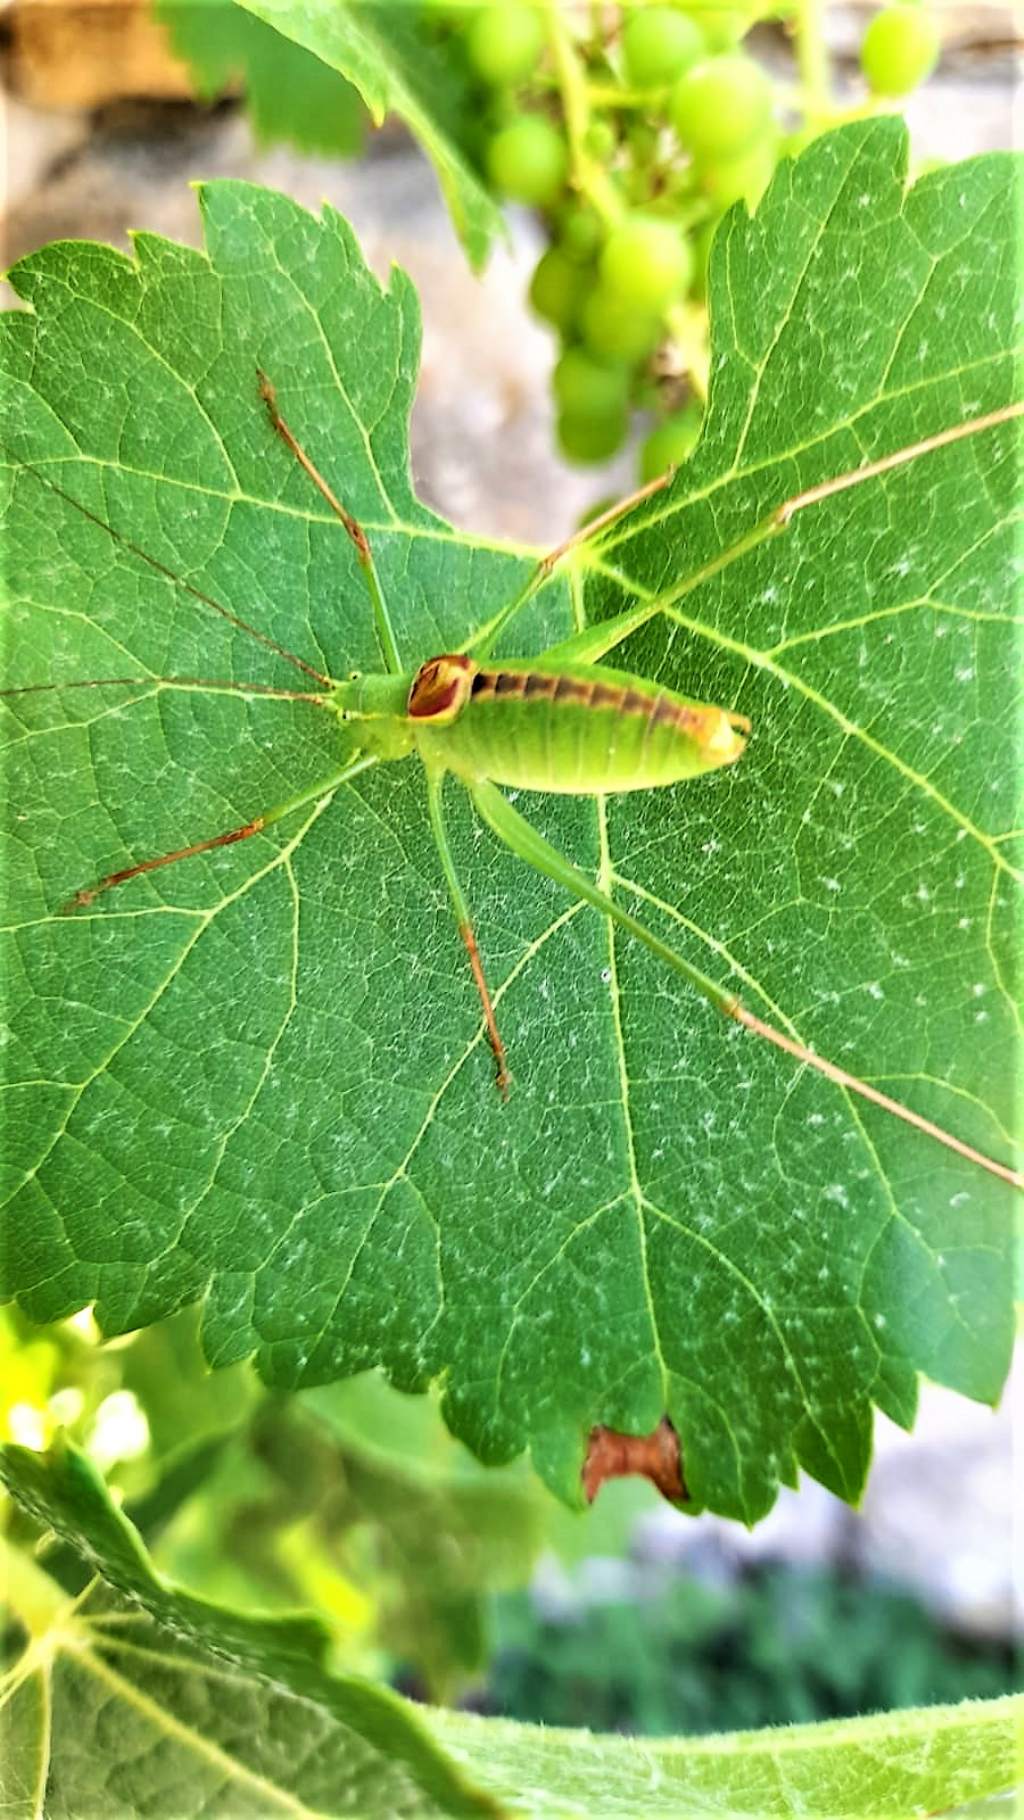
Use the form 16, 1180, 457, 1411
3, 452, 334, 687
0, 676, 328, 706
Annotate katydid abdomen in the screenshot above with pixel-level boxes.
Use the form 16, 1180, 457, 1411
403, 655, 747, 792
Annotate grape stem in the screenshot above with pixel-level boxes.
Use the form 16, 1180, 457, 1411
585, 82, 659, 110
793, 0, 831, 126
541, 0, 622, 226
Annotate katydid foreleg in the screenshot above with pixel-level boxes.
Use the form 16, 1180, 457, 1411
471, 781, 1024, 1189
425, 768, 509, 1097
64, 754, 378, 911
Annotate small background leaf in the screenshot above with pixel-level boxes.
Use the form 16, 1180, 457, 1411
233, 0, 503, 266
1, 1444, 1019, 1820
155, 0, 367, 160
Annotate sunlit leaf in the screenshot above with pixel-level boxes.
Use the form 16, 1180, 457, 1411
1, 1443, 1018, 1819
0, 122, 1018, 1520
155, 0, 367, 160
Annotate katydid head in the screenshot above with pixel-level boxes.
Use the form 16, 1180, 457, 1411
328, 671, 416, 761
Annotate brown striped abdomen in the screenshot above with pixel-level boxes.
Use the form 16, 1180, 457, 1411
410, 658, 746, 793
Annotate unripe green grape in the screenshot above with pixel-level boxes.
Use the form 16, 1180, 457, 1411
695, 134, 776, 209
467, 3, 545, 86
622, 6, 705, 88
860, 4, 940, 96
558, 204, 603, 263
694, 5, 753, 51
528, 247, 586, 331
599, 216, 693, 312
558, 403, 628, 464
553, 347, 630, 418
581, 287, 663, 361
585, 117, 617, 160
487, 113, 568, 205
639, 407, 701, 481
670, 54, 773, 159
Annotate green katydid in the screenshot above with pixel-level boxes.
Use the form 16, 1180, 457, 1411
4, 379, 1021, 1190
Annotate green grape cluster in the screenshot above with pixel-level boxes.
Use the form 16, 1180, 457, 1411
860, 4, 940, 97
432, 2, 940, 478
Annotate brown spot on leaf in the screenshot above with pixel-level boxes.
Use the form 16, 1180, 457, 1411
581, 1417, 686, 1505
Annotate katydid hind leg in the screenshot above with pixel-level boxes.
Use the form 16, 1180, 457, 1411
258, 370, 403, 678
424, 768, 509, 1098
471, 781, 734, 1014
530, 602, 661, 669
65, 753, 376, 912
470, 782, 1022, 1188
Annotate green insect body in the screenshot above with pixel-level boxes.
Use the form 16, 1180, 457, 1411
336, 653, 747, 792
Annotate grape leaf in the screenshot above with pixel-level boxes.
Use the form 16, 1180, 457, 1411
154, 0, 366, 160
0, 122, 1019, 1523
232, 0, 502, 266
1, 1442, 1019, 1820
0, 1440, 496, 1818
147, 1372, 547, 1699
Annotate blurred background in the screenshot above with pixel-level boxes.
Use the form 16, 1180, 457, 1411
1, 0, 1019, 1735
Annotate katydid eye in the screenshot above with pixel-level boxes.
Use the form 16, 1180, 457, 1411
348, 669, 362, 681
